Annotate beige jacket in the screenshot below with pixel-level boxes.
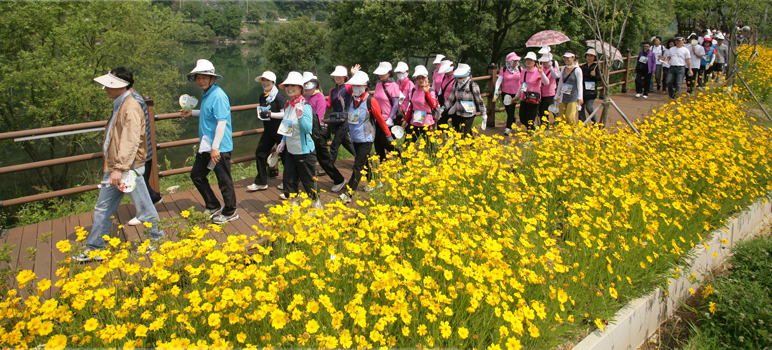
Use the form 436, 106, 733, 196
103, 96, 147, 172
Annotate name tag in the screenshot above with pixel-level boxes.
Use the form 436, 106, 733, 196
348, 110, 361, 125
277, 119, 294, 137
639, 56, 648, 64
412, 111, 427, 123
460, 101, 475, 113
520, 82, 528, 92
561, 83, 574, 95
584, 82, 596, 91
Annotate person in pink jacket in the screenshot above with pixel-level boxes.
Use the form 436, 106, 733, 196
394, 61, 414, 115
435, 59, 455, 126
432, 54, 445, 91
516, 52, 549, 131
493, 52, 522, 136
401, 65, 439, 143
539, 54, 560, 128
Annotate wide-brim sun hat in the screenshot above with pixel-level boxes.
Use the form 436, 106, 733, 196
302, 71, 317, 84
255, 71, 276, 83
373, 62, 393, 75
524, 52, 538, 61
433, 54, 445, 64
538, 46, 551, 54
585, 48, 597, 56
538, 54, 551, 62
94, 72, 130, 89
412, 65, 429, 78
394, 62, 409, 73
506, 52, 521, 62
346, 71, 369, 86
187, 59, 223, 82
715, 33, 725, 40
453, 63, 471, 78
437, 60, 454, 74
278, 71, 303, 89
330, 65, 348, 77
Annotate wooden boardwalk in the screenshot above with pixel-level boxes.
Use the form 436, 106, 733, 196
0, 88, 679, 295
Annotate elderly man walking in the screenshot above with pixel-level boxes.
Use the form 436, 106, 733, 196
180, 59, 239, 225
75, 68, 164, 262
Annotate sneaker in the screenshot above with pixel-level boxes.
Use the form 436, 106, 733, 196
128, 217, 142, 226
247, 183, 268, 191
73, 249, 103, 263
153, 198, 165, 205
504, 128, 512, 136
643, 95, 648, 99
204, 207, 223, 219
331, 182, 347, 193
339, 193, 352, 203
213, 211, 239, 224
313, 200, 323, 210
277, 183, 284, 190
279, 193, 288, 200
316, 170, 327, 177
635, 93, 641, 98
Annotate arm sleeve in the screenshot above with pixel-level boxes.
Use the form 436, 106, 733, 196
114, 109, 143, 172
369, 98, 392, 137
494, 75, 503, 94
191, 109, 201, 117
473, 83, 486, 116
299, 104, 314, 135
388, 97, 400, 120
211, 120, 227, 150
540, 69, 550, 85
575, 68, 584, 101
326, 89, 334, 109
426, 90, 440, 109
270, 109, 285, 119
550, 68, 560, 79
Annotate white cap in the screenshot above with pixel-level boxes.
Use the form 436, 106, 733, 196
585, 48, 597, 56
187, 59, 222, 82
373, 61, 393, 75
302, 71, 317, 84
538, 54, 551, 62
278, 71, 303, 89
562, 52, 576, 58
394, 62, 409, 73
538, 46, 551, 54
255, 71, 276, 83
715, 33, 725, 40
453, 63, 471, 78
524, 52, 538, 61
94, 72, 130, 88
330, 65, 348, 77
346, 71, 369, 86
412, 65, 429, 78
433, 54, 445, 64
437, 60, 454, 74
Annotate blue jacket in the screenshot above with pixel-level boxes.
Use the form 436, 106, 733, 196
282, 103, 315, 154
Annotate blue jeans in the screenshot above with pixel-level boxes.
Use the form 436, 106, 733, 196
87, 166, 163, 250
666, 66, 686, 98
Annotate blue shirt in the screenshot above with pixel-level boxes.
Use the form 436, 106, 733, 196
199, 83, 233, 153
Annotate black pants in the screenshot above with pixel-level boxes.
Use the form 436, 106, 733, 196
253, 133, 283, 186
452, 116, 475, 137
436, 108, 452, 127
635, 71, 652, 95
503, 93, 518, 129
191, 151, 236, 216
313, 139, 345, 184
374, 125, 397, 162
538, 96, 555, 126
686, 68, 698, 93
282, 152, 318, 200
142, 158, 162, 203
698, 65, 710, 86
409, 124, 428, 144
661, 66, 670, 91
712, 63, 724, 80
347, 142, 373, 192
328, 121, 356, 164
519, 101, 539, 130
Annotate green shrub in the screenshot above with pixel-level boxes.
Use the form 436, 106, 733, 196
174, 22, 215, 43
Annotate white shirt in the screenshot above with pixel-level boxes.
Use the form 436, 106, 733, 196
688, 45, 705, 68
652, 45, 664, 65
667, 46, 691, 67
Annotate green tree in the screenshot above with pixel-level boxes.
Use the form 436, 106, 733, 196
0, 1, 181, 191
264, 17, 327, 74
201, 5, 244, 38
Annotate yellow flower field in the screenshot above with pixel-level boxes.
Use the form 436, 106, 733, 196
1, 47, 772, 349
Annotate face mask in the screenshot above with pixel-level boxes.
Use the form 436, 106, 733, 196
303, 82, 316, 90
456, 76, 470, 85
352, 86, 366, 97
691, 40, 698, 46
396, 72, 408, 81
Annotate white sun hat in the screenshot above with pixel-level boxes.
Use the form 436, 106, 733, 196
346, 71, 369, 86
94, 72, 130, 89
412, 65, 429, 77
302, 72, 317, 84
278, 71, 303, 89
373, 62, 393, 75
330, 65, 348, 77
437, 60, 454, 74
538, 54, 552, 62
394, 62, 409, 73
433, 54, 445, 64
187, 59, 222, 82
453, 63, 471, 78
524, 52, 538, 61
562, 52, 576, 58
585, 48, 597, 56
255, 71, 276, 83
538, 46, 551, 54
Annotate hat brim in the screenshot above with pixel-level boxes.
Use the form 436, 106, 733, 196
255, 75, 276, 83
187, 73, 223, 82
373, 68, 390, 75
94, 74, 129, 88
279, 83, 303, 89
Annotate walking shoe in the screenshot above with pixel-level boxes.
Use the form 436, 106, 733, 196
339, 193, 352, 203
153, 197, 165, 205
247, 183, 268, 191
279, 193, 288, 200
213, 211, 239, 224
316, 170, 327, 177
504, 128, 512, 136
331, 182, 347, 193
128, 217, 142, 226
635, 93, 641, 98
73, 249, 104, 263
277, 183, 284, 190
204, 207, 223, 219
643, 95, 648, 99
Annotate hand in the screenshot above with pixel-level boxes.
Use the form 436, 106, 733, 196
276, 140, 285, 154
387, 135, 394, 143
109, 170, 123, 187
422, 80, 431, 93
591, 70, 596, 77
687, 70, 693, 76
386, 118, 394, 127
180, 109, 192, 118
401, 120, 409, 129
211, 149, 221, 163
351, 64, 361, 75
322, 117, 330, 124
492, 94, 498, 102
577, 99, 584, 106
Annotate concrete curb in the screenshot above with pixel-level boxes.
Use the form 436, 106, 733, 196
571, 197, 772, 350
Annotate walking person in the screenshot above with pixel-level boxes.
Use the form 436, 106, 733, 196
75, 68, 164, 262
435, 59, 456, 126
517, 52, 549, 130
275, 72, 320, 206
712, 34, 728, 81
432, 54, 445, 91
665, 36, 693, 99
555, 52, 584, 125
394, 61, 415, 116
180, 59, 239, 224
493, 52, 522, 135
367, 62, 401, 161
660, 39, 676, 95
579, 49, 600, 123
441, 63, 486, 138
401, 65, 439, 143
650, 36, 664, 91
635, 42, 656, 98
248, 71, 287, 192
698, 38, 715, 88
338, 71, 394, 203
685, 34, 704, 94
302, 72, 347, 193
538, 54, 560, 128
325, 65, 357, 164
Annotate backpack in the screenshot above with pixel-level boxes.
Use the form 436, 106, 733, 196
310, 111, 329, 144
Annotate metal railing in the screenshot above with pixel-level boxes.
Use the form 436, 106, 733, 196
0, 52, 638, 207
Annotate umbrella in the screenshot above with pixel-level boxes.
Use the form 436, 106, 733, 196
526, 30, 571, 47
585, 40, 624, 62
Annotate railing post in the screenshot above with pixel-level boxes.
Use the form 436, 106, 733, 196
144, 96, 160, 194
622, 49, 632, 93
486, 63, 498, 128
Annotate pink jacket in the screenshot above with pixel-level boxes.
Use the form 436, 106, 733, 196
518, 67, 549, 100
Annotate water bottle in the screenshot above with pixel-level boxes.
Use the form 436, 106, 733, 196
207, 160, 216, 170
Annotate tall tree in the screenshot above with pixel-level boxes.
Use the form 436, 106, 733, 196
264, 16, 327, 75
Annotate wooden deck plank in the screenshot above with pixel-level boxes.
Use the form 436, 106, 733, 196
33, 220, 53, 296
115, 204, 141, 244
48, 217, 68, 297
17, 223, 38, 277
